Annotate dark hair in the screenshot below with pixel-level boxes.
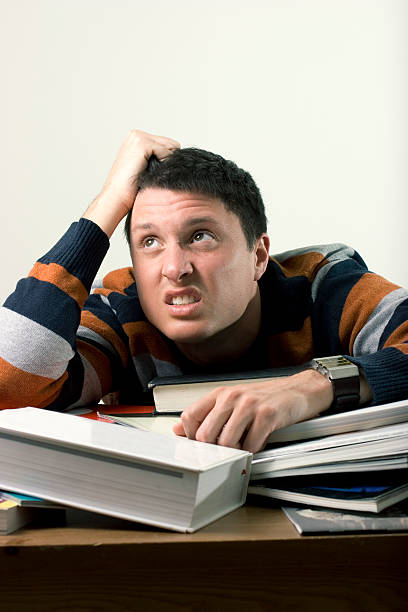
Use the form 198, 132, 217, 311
124, 148, 267, 249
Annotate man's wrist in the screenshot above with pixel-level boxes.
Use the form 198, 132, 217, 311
82, 193, 128, 239
309, 356, 372, 410
290, 369, 334, 414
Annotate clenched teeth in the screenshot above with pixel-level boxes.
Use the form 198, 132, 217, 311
171, 295, 199, 305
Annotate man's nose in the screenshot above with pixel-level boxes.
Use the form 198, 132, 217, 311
161, 244, 193, 282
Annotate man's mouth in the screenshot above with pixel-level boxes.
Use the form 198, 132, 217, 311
170, 295, 200, 305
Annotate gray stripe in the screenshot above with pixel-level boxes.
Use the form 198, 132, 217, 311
66, 353, 102, 409
273, 242, 352, 264
353, 287, 408, 355
272, 243, 356, 302
99, 294, 118, 315
0, 307, 73, 379
77, 325, 119, 360
310, 244, 355, 301
91, 278, 104, 292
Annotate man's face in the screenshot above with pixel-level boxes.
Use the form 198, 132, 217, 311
130, 187, 268, 354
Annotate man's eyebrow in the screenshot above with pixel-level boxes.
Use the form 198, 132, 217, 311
132, 223, 157, 232
133, 217, 219, 232
183, 216, 219, 226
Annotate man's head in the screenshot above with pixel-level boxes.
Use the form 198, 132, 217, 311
125, 147, 267, 249
126, 148, 270, 364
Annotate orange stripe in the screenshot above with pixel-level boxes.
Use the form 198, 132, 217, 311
80, 311, 128, 366
29, 262, 89, 308
101, 267, 135, 292
339, 274, 400, 353
268, 316, 314, 367
382, 322, 408, 353
273, 252, 327, 281
77, 340, 112, 396
123, 320, 176, 362
0, 358, 68, 409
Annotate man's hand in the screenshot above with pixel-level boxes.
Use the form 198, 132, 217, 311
173, 370, 334, 453
83, 129, 180, 237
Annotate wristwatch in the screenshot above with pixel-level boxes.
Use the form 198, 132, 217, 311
310, 355, 360, 410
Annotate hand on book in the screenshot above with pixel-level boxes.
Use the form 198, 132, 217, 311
172, 369, 333, 453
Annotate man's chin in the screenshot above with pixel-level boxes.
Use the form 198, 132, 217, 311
159, 322, 214, 346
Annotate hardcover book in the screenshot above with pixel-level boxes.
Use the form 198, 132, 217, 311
0, 407, 251, 533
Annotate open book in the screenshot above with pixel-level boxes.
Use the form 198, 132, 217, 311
87, 398, 408, 446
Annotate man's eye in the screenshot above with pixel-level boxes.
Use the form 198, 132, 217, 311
143, 237, 159, 248
192, 231, 213, 243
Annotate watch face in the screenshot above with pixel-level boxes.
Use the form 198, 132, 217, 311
315, 356, 359, 380
318, 356, 352, 368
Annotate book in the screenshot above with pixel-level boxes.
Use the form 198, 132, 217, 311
0, 490, 65, 508
149, 370, 408, 444
267, 398, 408, 444
0, 497, 36, 534
282, 502, 408, 534
261, 456, 408, 478
0, 407, 251, 533
101, 413, 180, 435
148, 367, 304, 413
251, 421, 408, 479
71, 405, 156, 420
248, 470, 408, 512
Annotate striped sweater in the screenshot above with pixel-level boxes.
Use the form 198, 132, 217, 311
0, 218, 407, 410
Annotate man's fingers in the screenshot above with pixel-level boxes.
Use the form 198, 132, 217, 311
194, 396, 234, 445
176, 389, 221, 440
172, 421, 186, 436
240, 418, 272, 453
151, 134, 181, 150
150, 142, 180, 162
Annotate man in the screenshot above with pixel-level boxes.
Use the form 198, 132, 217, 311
0, 130, 407, 453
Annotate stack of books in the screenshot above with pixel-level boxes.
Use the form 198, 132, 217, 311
140, 374, 408, 516
87, 394, 408, 516
1, 370, 408, 534
248, 401, 408, 513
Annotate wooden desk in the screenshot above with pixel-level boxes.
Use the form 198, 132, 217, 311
1, 502, 407, 611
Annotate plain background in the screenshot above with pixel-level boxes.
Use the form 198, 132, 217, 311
1, 0, 406, 304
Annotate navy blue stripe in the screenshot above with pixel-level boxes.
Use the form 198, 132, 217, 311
350, 347, 408, 405
4, 277, 80, 346
379, 298, 408, 350
104, 291, 147, 325
83, 294, 129, 347
312, 259, 366, 355
77, 334, 124, 390
259, 261, 312, 333
43, 353, 84, 411
39, 219, 109, 292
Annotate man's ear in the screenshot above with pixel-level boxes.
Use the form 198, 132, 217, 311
253, 234, 270, 281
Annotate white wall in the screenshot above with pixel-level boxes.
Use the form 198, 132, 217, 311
1, 0, 406, 304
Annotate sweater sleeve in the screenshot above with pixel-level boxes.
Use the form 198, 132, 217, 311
0, 218, 127, 410
310, 244, 408, 405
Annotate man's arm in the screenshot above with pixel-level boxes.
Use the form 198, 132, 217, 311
0, 130, 179, 410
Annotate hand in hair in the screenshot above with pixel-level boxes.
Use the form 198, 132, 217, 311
83, 129, 180, 237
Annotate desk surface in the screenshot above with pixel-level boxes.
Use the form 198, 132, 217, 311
1, 502, 408, 611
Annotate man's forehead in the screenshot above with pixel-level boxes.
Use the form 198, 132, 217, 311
134, 187, 223, 208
